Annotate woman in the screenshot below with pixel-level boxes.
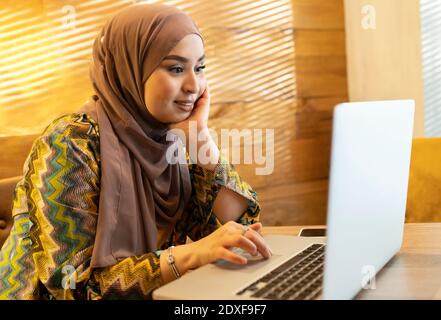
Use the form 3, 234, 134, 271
0, 3, 271, 300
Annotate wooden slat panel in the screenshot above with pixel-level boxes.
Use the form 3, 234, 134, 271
0, 0, 133, 136
295, 30, 346, 57
296, 56, 348, 97
258, 180, 329, 226
230, 135, 332, 185
264, 0, 348, 225
292, 0, 345, 29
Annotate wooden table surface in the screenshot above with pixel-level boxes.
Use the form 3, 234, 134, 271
262, 223, 441, 299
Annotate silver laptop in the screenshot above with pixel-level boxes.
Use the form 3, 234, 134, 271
153, 100, 415, 300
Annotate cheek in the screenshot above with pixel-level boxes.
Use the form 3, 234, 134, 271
146, 84, 175, 112
155, 81, 178, 104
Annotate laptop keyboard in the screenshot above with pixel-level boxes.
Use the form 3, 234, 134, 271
237, 244, 325, 300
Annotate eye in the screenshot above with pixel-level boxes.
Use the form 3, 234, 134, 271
169, 66, 184, 74
197, 65, 206, 72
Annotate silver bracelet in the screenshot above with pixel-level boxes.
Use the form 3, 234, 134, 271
167, 246, 181, 279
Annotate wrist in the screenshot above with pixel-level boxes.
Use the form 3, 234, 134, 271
172, 242, 201, 273
166, 246, 181, 279
172, 122, 208, 148
160, 242, 201, 284
197, 140, 219, 171
186, 127, 220, 170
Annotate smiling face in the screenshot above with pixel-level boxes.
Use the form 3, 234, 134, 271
143, 34, 206, 124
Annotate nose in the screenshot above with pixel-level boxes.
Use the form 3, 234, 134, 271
182, 70, 200, 94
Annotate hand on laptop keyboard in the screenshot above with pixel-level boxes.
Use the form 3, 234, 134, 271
230, 247, 265, 262
191, 221, 272, 268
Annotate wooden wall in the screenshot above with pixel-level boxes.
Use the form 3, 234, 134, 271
245, 0, 348, 226
0, 135, 38, 179
343, 0, 425, 136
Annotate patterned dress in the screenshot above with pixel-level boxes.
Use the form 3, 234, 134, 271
0, 113, 260, 300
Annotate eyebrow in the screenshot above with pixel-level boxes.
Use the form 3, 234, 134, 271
163, 54, 205, 63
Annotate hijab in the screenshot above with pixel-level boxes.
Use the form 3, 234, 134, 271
81, 3, 201, 268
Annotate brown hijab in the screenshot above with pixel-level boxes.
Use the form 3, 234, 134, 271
81, 3, 201, 268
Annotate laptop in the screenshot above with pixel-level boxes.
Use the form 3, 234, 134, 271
153, 100, 415, 300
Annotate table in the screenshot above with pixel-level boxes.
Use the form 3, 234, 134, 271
262, 223, 441, 299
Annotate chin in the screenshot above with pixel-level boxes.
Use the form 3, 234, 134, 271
159, 114, 188, 125
174, 114, 191, 123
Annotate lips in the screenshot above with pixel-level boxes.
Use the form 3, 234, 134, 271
175, 100, 194, 111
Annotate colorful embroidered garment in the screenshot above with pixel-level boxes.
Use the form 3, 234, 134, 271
0, 113, 260, 300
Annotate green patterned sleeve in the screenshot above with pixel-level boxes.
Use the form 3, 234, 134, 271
89, 251, 162, 299
26, 114, 162, 300
26, 115, 101, 299
179, 155, 261, 242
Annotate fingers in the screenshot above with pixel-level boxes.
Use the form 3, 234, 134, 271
217, 222, 272, 262
249, 222, 262, 234
243, 223, 271, 258
219, 248, 247, 265
227, 233, 258, 256
196, 83, 210, 107
244, 228, 272, 259
201, 82, 210, 100
230, 222, 272, 259
191, 86, 210, 127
